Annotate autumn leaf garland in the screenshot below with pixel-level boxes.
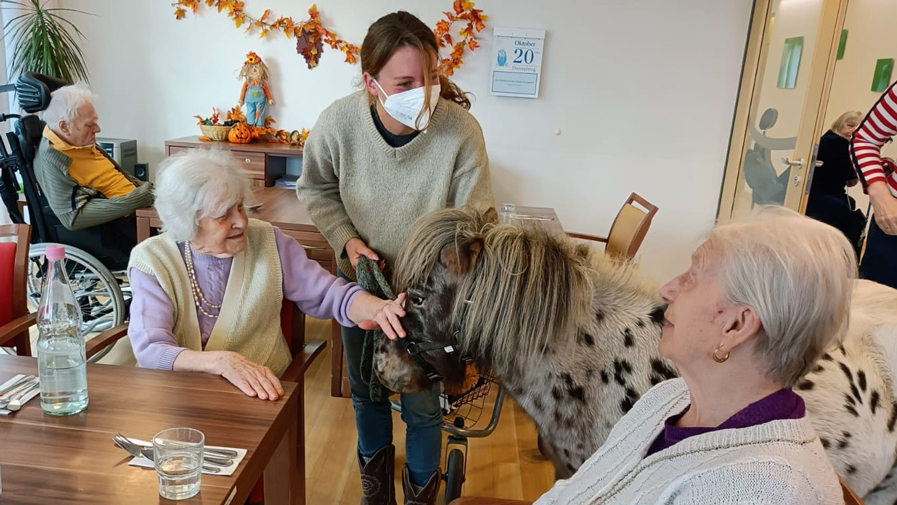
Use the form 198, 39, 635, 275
172, 0, 487, 73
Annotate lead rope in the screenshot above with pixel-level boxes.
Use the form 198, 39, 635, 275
356, 256, 395, 402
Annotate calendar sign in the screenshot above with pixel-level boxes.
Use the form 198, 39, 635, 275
490, 27, 545, 98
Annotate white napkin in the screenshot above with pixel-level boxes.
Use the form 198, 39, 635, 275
0, 374, 40, 416
125, 437, 247, 477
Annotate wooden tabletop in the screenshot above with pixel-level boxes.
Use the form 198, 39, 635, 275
165, 137, 304, 157
0, 355, 299, 505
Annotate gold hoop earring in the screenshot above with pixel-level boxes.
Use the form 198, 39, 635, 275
712, 348, 730, 363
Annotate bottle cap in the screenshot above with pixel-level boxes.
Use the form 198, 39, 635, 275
45, 245, 65, 261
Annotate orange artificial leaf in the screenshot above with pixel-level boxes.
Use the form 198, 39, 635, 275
259, 29, 269, 38
459, 26, 471, 38
260, 9, 271, 21
174, 7, 187, 19
205, 0, 215, 6
234, 15, 245, 28
461, 0, 475, 11
443, 33, 453, 46
467, 38, 478, 50
308, 4, 319, 18
435, 19, 450, 34
453, 0, 463, 14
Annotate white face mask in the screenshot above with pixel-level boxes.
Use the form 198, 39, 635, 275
373, 79, 440, 131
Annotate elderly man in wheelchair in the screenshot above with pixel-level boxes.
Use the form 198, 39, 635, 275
34, 83, 153, 266
0, 73, 143, 363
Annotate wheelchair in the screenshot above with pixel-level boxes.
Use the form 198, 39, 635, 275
0, 72, 130, 362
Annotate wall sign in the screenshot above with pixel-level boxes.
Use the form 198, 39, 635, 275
490, 27, 545, 99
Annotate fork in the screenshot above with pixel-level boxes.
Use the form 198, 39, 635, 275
114, 433, 234, 465
112, 434, 221, 474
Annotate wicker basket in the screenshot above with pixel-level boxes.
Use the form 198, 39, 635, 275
199, 124, 233, 141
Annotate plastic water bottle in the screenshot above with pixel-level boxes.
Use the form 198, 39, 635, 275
36, 245, 88, 416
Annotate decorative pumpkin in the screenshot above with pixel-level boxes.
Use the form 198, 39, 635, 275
227, 122, 253, 144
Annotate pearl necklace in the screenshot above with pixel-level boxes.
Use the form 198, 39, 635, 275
184, 242, 221, 319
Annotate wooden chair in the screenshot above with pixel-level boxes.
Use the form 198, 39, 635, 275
0, 224, 35, 356
567, 192, 658, 260
841, 476, 864, 505
82, 299, 326, 505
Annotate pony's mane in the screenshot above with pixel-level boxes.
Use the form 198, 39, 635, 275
394, 207, 594, 372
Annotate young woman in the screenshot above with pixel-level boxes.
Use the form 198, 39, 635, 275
297, 11, 494, 505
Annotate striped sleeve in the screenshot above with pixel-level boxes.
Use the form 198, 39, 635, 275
851, 81, 897, 197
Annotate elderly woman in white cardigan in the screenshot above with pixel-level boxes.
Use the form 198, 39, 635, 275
535, 207, 854, 505
127, 149, 406, 400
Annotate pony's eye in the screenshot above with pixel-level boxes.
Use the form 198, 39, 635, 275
411, 295, 425, 307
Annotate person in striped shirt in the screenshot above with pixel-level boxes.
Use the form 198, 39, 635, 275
849, 81, 897, 289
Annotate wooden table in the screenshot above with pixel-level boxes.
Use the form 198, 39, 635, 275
165, 137, 303, 188
0, 355, 300, 505
135, 186, 347, 398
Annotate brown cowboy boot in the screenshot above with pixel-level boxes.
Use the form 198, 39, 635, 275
358, 444, 397, 505
401, 465, 441, 505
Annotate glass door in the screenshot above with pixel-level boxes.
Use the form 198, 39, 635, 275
719, 0, 847, 222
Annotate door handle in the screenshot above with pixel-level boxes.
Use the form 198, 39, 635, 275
782, 157, 804, 168
814, 160, 823, 167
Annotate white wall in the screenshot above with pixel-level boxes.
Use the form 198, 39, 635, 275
57, 0, 753, 282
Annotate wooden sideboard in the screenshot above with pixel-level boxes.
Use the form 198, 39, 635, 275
165, 136, 303, 187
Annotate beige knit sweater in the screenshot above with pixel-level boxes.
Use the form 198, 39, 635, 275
129, 220, 291, 376
296, 91, 495, 279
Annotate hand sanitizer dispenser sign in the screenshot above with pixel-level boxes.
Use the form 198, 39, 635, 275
490, 27, 545, 99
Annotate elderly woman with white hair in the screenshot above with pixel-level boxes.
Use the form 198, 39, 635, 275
127, 149, 407, 400
535, 207, 854, 505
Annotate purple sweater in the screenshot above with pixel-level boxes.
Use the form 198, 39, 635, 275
645, 388, 806, 456
128, 227, 362, 370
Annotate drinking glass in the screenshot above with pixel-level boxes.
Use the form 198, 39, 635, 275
153, 427, 204, 500
500, 203, 516, 224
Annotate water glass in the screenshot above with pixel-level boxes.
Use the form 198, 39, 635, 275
153, 427, 204, 500
500, 203, 516, 224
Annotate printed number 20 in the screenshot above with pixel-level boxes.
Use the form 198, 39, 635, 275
513, 48, 534, 64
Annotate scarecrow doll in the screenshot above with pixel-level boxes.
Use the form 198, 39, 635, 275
237, 52, 274, 127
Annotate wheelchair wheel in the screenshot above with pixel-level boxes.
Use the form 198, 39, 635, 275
444, 448, 465, 503
13, 243, 126, 362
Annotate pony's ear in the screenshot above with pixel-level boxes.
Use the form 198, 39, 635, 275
441, 237, 485, 277
483, 207, 499, 224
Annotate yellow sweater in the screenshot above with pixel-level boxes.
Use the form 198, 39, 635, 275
43, 126, 135, 199
128, 219, 292, 376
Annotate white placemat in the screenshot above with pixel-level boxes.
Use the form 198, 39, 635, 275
124, 437, 247, 477
0, 374, 40, 416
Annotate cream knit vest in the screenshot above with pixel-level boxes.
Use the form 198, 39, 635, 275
129, 219, 291, 376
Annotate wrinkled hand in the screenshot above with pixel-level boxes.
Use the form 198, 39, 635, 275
217, 351, 283, 400
869, 182, 897, 235
358, 293, 407, 340
345, 238, 380, 269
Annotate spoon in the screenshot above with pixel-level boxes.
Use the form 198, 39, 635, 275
6, 382, 40, 411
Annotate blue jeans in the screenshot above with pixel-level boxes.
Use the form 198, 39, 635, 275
339, 271, 442, 486
861, 219, 897, 289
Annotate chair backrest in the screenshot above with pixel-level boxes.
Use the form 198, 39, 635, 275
840, 477, 864, 505
0, 224, 32, 355
280, 299, 307, 357
605, 193, 659, 259
11, 115, 64, 245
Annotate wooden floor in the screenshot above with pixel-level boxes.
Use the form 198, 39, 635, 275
303, 318, 556, 504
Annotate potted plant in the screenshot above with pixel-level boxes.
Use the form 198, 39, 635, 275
2, 0, 91, 83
